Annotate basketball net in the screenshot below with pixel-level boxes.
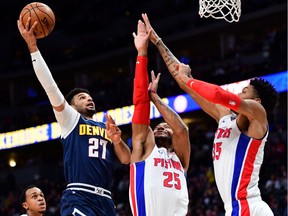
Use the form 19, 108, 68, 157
199, 0, 241, 23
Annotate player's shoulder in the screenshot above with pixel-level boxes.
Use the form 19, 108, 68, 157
81, 116, 105, 127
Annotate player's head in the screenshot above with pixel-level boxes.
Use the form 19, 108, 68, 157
65, 88, 96, 117
249, 78, 278, 114
20, 185, 46, 215
153, 122, 173, 149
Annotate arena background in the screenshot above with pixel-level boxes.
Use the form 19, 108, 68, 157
0, 0, 286, 215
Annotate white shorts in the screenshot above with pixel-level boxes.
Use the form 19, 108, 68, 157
225, 198, 274, 216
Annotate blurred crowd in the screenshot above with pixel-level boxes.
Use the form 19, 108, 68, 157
0, 103, 286, 215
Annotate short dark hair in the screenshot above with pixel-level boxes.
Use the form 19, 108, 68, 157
65, 88, 91, 105
250, 78, 278, 114
20, 185, 37, 204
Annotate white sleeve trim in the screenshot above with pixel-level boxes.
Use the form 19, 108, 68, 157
53, 101, 80, 138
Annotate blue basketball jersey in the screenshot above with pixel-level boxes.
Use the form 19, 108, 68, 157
61, 115, 116, 191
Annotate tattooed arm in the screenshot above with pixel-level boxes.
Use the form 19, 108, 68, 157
142, 13, 225, 121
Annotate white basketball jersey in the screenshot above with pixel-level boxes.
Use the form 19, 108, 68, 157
213, 113, 272, 215
129, 146, 189, 216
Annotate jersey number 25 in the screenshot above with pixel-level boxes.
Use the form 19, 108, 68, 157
163, 172, 181, 190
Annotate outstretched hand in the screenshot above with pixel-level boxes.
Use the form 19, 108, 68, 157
142, 13, 160, 45
17, 15, 38, 52
132, 20, 150, 56
148, 70, 161, 93
105, 114, 122, 144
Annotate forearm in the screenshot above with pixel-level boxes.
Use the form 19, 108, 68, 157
150, 92, 187, 132
114, 139, 131, 164
31, 51, 64, 107
187, 78, 241, 111
155, 39, 182, 81
132, 56, 150, 124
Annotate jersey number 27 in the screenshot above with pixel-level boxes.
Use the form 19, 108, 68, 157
88, 138, 108, 159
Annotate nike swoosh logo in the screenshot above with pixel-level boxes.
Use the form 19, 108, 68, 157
136, 61, 140, 64
32, 59, 36, 62
189, 81, 194, 88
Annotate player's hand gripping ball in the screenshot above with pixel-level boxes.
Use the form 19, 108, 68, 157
20, 2, 55, 39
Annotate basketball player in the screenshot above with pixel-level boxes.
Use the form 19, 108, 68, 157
20, 185, 46, 216
129, 20, 190, 216
17, 16, 131, 216
141, 13, 278, 216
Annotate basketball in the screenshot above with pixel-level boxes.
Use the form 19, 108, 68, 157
20, 2, 55, 39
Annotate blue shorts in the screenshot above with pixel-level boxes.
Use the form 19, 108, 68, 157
60, 188, 116, 216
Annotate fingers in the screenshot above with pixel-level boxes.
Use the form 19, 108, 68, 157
107, 124, 121, 138
30, 20, 38, 32
134, 20, 147, 38
148, 82, 152, 90
151, 70, 161, 81
105, 113, 116, 124
156, 72, 161, 81
25, 17, 31, 30
105, 115, 110, 130
105, 113, 111, 122
18, 16, 38, 33
138, 20, 146, 33
151, 70, 155, 80
142, 13, 150, 26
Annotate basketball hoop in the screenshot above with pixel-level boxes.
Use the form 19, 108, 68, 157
199, 0, 241, 23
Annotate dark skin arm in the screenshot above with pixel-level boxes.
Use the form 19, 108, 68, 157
142, 13, 267, 139
131, 20, 155, 163
141, 13, 226, 122
177, 63, 268, 140
149, 71, 190, 171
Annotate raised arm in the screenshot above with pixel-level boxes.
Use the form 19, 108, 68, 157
131, 20, 155, 163
177, 63, 268, 139
141, 13, 225, 121
17, 16, 65, 112
17, 16, 79, 135
149, 71, 190, 171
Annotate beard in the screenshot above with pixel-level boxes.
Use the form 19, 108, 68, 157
86, 108, 96, 117
80, 106, 96, 118
155, 136, 172, 149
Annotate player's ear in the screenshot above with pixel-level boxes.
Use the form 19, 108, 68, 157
22, 202, 28, 210
71, 104, 77, 110
254, 97, 261, 103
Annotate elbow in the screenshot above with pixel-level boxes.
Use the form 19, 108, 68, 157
118, 150, 131, 165
120, 157, 130, 165
174, 125, 189, 137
